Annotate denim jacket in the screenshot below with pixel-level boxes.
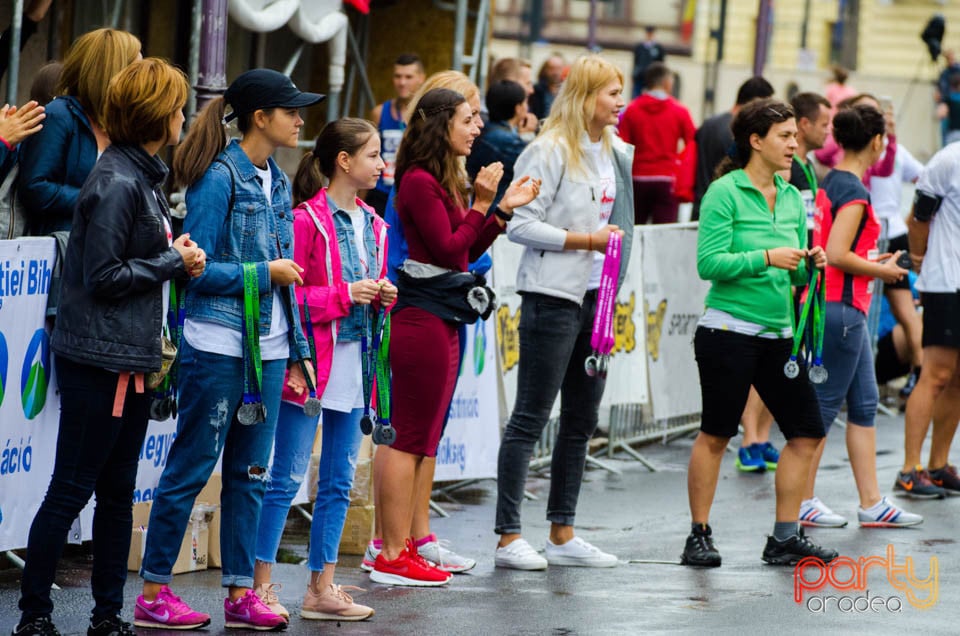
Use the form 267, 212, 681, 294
329, 195, 379, 340
182, 139, 309, 361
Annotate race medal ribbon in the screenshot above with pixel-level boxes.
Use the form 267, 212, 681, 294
584, 232, 622, 378
372, 309, 395, 445
359, 305, 376, 435
807, 269, 828, 384
237, 263, 267, 425
149, 283, 183, 421
299, 297, 323, 417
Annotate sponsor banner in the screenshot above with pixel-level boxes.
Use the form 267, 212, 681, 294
637, 224, 709, 420
434, 316, 500, 481
491, 237, 649, 425
0, 239, 60, 551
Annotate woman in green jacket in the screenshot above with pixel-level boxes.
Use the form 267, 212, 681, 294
682, 98, 836, 568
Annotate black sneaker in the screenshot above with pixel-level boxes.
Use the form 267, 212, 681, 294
928, 464, 960, 496
894, 465, 947, 499
87, 616, 134, 636
12, 617, 60, 636
762, 528, 839, 566
680, 524, 721, 567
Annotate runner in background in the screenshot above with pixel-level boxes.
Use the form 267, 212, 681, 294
684, 98, 835, 568
802, 103, 920, 529
253, 118, 394, 622
134, 69, 322, 630
495, 55, 634, 571
366, 53, 424, 217
15, 59, 199, 636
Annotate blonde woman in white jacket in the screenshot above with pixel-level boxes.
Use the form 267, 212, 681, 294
494, 55, 635, 570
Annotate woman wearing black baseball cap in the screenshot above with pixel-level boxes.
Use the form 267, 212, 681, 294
134, 69, 323, 630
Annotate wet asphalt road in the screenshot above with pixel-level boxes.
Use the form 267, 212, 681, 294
2, 410, 958, 635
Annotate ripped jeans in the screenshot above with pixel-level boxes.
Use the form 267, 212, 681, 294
255, 404, 363, 569
140, 339, 285, 588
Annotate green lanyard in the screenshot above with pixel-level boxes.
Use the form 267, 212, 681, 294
785, 264, 827, 383
237, 263, 266, 425
795, 156, 817, 195
375, 310, 391, 425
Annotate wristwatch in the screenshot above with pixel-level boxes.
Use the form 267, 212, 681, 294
494, 207, 514, 222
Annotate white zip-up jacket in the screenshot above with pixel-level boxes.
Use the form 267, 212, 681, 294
507, 131, 635, 304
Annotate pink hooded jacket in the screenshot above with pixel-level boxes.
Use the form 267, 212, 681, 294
281, 188, 390, 407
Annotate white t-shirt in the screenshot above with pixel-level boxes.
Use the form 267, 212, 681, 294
586, 141, 616, 290
184, 163, 290, 360
914, 142, 960, 293
320, 205, 368, 412
870, 144, 924, 240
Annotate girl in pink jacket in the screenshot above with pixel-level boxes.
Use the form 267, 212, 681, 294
253, 118, 396, 622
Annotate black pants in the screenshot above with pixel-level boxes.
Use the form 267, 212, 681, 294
19, 355, 149, 624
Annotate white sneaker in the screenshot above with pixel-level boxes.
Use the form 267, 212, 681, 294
494, 538, 548, 570
544, 537, 618, 568
799, 497, 848, 528
360, 541, 380, 572
858, 497, 923, 528
417, 534, 477, 573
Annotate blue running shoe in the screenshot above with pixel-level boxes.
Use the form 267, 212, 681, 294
754, 442, 779, 471
736, 445, 766, 472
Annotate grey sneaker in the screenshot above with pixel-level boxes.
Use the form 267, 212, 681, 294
417, 534, 476, 573
858, 497, 923, 527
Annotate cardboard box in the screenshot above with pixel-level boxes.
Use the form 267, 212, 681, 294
338, 504, 375, 556
128, 501, 209, 574
195, 473, 221, 568
349, 458, 373, 507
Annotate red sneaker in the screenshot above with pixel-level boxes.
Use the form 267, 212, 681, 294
369, 538, 452, 587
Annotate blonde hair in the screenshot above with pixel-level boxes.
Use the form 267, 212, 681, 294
404, 70, 479, 123
538, 55, 623, 177
103, 58, 189, 145
59, 28, 141, 127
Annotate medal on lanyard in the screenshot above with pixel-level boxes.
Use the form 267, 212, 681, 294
371, 310, 395, 446
584, 232, 622, 378
150, 283, 183, 421
237, 264, 267, 425
784, 262, 825, 381
360, 306, 376, 435
807, 270, 829, 384
299, 298, 323, 417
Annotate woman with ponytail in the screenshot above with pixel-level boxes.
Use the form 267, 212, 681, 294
684, 98, 835, 568
799, 104, 920, 528
134, 69, 323, 631
253, 118, 395, 621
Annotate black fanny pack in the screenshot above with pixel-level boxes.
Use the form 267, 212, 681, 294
395, 269, 496, 324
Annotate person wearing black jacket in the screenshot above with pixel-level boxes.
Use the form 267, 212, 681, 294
14, 59, 203, 636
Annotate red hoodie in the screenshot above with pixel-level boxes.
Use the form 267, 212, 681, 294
618, 93, 696, 179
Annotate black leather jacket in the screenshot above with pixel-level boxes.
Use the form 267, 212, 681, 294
51, 144, 187, 372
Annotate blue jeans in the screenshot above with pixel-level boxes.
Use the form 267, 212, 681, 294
256, 404, 363, 569
495, 291, 605, 534
815, 302, 879, 432
140, 339, 285, 588
19, 356, 149, 624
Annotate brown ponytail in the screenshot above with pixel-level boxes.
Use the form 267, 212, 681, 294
172, 96, 228, 190
292, 151, 324, 207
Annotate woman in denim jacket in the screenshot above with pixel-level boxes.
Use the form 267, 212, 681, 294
134, 69, 323, 631
18, 28, 140, 236
253, 118, 396, 621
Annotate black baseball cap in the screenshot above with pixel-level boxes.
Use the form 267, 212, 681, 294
223, 69, 325, 122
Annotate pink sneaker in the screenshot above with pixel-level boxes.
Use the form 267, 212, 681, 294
224, 589, 288, 631
134, 585, 212, 629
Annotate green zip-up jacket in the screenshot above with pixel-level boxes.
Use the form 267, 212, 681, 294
697, 169, 809, 332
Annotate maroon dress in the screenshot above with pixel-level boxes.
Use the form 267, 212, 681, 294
391, 167, 502, 456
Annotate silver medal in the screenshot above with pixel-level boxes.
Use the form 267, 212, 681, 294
783, 359, 800, 379
808, 365, 829, 384
303, 397, 323, 417
237, 402, 266, 425
598, 355, 609, 379
584, 355, 599, 377
373, 423, 397, 446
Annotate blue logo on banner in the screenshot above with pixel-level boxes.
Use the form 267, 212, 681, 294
473, 320, 486, 376
0, 331, 7, 408
21, 329, 49, 420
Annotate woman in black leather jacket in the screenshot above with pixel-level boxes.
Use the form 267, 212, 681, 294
14, 59, 204, 636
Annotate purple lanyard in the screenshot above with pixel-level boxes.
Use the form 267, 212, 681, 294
585, 232, 622, 378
